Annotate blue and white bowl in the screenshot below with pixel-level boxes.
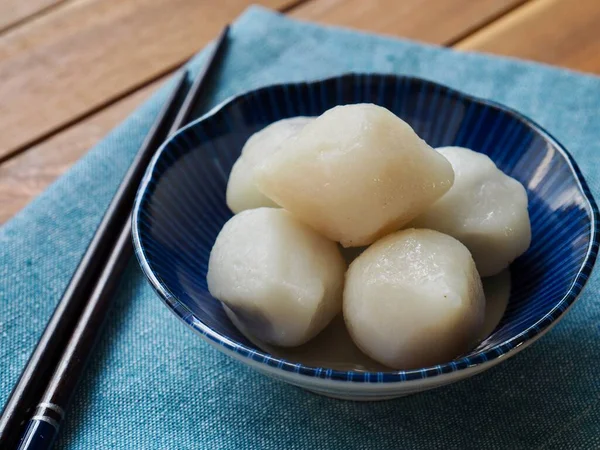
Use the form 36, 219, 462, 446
133, 74, 598, 400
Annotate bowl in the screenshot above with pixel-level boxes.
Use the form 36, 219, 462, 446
132, 73, 598, 400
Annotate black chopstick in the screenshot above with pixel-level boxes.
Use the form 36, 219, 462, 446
170, 25, 230, 135
2, 25, 230, 450
18, 222, 135, 450
0, 70, 189, 450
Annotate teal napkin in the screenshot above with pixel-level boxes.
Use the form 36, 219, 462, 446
2, 6, 599, 449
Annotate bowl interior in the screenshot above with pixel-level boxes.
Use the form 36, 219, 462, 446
134, 74, 597, 380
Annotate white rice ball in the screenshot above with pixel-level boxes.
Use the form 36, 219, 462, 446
255, 104, 454, 247
344, 228, 485, 369
207, 208, 346, 347
226, 117, 312, 213
410, 146, 531, 276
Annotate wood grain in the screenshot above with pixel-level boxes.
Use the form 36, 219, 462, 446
456, 0, 600, 74
0, 0, 294, 161
0, 79, 163, 224
6, 0, 600, 222
0, 0, 65, 32
290, 0, 527, 44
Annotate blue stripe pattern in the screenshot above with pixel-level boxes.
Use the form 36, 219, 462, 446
132, 73, 599, 383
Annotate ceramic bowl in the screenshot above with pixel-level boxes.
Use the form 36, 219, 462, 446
132, 73, 598, 400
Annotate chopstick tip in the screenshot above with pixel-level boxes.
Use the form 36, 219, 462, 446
219, 24, 231, 40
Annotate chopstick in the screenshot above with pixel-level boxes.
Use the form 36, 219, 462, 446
0, 25, 230, 450
170, 25, 230, 134
19, 222, 135, 450
0, 71, 189, 450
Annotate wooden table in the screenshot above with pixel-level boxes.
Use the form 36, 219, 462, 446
1, 0, 599, 224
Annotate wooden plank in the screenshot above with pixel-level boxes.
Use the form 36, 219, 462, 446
10, 0, 599, 224
0, 79, 163, 224
455, 0, 600, 75
0, 0, 65, 32
290, 0, 527, 44
0, 0, 294, 161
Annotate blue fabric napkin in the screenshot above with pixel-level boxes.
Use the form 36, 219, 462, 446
2, 6, 599, 449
